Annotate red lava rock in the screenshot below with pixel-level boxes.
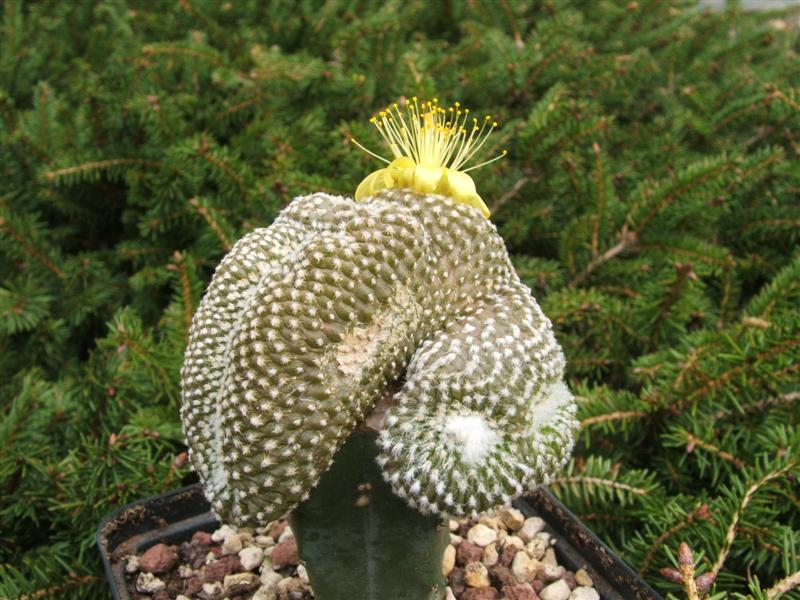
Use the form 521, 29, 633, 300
457, 540, 484, 565
459, 519, 476, 538
139, 543, 178, 574
203, 555, 243, 582
209, 545, 223, 557
498, 544, 518, 567
152, 591, 170, 600
563, 571, 577, 590
192, 530, 214, 545
270, 519, 288, 541
503, 583, 541, 600
531, 579, 545, 593
448, 567, 467, 597
180, 540, 209, 569
184, 575, 203, 596
489, 565, 516, 589
461, 587, 499, 600
271, 537, 300, 568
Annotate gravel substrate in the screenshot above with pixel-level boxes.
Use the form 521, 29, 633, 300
124, 506, 600, 600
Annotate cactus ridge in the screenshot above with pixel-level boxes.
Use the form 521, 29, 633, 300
181, 190, 577, 526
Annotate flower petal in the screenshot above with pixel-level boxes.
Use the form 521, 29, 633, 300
355, 169, 385, 201
413, 165, 445, 194
442, 169, 491, 219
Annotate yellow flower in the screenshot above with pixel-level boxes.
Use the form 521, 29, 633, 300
352, 97, 507, 219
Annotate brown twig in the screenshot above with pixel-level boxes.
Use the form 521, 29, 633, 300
767, 570, 800, 599
569, 225, 638, 287
580, 410, 648, 427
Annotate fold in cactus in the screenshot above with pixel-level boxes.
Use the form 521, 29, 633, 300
180, 97, 578, 597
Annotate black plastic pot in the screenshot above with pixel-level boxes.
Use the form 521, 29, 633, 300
96, 483, 662, 600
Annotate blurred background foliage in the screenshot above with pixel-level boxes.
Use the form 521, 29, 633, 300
0, 0, 798, 598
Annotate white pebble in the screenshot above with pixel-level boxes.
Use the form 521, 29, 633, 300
504, 535, 525, 550
255, 535, 276, 547
498, 506, 525, 531
239, 546, 264, 571
575, 569, 594, 587
125, 555, 139, 574
482, 543, 499, 567
135, 572, 165, 594
442, 544, 456, 576
450, 533, 463, 546
445, 587, 457, 600
297, 564, 309, 584
541, 579, 571, 600
526, 537, 548, 560
178, 564, 194, 578
464, 562, 490, 588
176, 596, 191, 600
261, 569, 283, 588
467, 523, 497, 547
542, 547, 558, 566
518, 517, 546, 543
202, 581, 224, 596
222, 532, 243, 555
449, 520, 460, 532
511, 551, 539, 583
570, 586, 600, 600
278, 526, 294, 542
211, 524, 236, 543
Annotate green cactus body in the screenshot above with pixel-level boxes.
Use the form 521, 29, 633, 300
289, 431, 450, 600
180, 189, 577, 527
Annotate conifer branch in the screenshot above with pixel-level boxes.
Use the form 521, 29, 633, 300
767, 570, 800, 600
712, 391, 800, 420
188, 198, 232, 251
580, 410, 648, 427
196, 137, 250, 199
710, 463, 796, 577
548, 476, 650, 496
141, 44, 224, 67
684, 432, 745, 469
640, 504, 712, 576
489, 176, 530, 214
0, 217, 63, 278
43, 158, 160, 182
8, 573, 100, 600
569, 225, 637, 287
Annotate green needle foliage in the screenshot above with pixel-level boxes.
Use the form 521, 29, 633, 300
0, 1, 798, 599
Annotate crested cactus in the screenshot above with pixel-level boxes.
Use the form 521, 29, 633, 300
180, 97, 578, 598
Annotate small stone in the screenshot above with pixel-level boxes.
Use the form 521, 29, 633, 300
467, 524, 498, 547
192, 530, 214, 545
201, 581, 223, 598
535, 532, 552, 546
499, 544, 519, 568
152, 591, 170, 600
139, 544, 178, 574
261, 569, 283, 588
184, 576, 203, 596
542, 548, 558, 567
511, 551, 540, 583
503, 583, 540, 600
136, 572, 166, 594
256, 535, 276, 547
297, 564, 309, 584
211, 524, 236, 543
482, 543, 499, 568
574, 569, 593, 588
442, 544, 456, 576
203, 555, 242, 582
277, 576, 308, 599
570, 586, 600, 600
540, 563, 566, 583
125, 555, 139, 574
540, 579, 571, 600
489, 565, 516, 589
239, 546, 264, 571
223, 572, 260, 595
252, 584, 278, 600
451, 533, 463, 546
465, 562, 491, 588
462, 588, 499, 600
562, 571, 577, 590
448, 568, 466, 597
222, 533, 243, 555
526, 537, 548, 560
518, 517, 546, 543
449, 520, 460, 532
270, 521, 287, 541
505, 535, 525, 549
271, 538, 299, 568
176, 596, 191, 600
277, 526, 294, 543
178, 564, 195, 578
532, 580, 545, 593
479, 515, 501, 531
457, 540, 484, 565
445, 587, 457, 600
498, 507, 525, 531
